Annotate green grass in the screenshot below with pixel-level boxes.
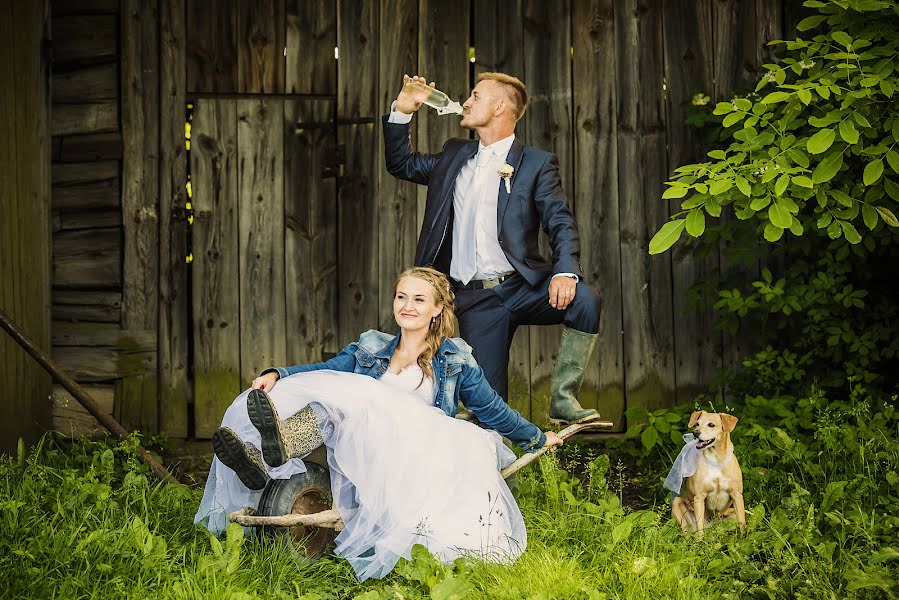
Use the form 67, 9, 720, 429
1, 413, 897, 600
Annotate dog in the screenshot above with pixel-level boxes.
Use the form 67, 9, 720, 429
671, 411, 745, 535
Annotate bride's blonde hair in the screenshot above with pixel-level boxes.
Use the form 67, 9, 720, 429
393, 266, 457, 381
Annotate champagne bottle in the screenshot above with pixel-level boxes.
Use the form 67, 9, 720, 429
404, 81, 463, 115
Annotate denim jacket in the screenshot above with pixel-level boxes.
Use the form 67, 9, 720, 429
264, 330, 546, 452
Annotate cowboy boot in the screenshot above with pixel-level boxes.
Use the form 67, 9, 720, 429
246, 389, 323, 468
549, 327, 600, 425
212, 426, 268, 490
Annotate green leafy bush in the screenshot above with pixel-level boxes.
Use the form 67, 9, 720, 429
651, 0, 899, 254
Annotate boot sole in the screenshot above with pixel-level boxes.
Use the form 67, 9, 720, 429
247, 389, 288, 467
212, 428, 268, 490
549, 412, 603, 427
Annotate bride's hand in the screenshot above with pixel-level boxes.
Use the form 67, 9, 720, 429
252, 371, 279, 392
544, 431, 564, 450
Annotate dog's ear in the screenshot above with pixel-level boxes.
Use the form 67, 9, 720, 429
688, 411, 703, 428
720, 413, 738, 433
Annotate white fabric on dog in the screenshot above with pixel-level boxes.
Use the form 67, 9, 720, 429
664, 433, 702, 498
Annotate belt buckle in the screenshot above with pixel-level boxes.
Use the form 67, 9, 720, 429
482, 274, 506, 290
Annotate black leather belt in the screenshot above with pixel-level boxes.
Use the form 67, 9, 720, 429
453, 273, 512, 290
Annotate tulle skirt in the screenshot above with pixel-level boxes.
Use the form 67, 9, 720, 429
194, 370, 526, 580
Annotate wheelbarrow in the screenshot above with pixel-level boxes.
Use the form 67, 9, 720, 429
228, 420, 613, 557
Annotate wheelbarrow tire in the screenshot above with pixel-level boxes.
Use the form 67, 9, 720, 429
256, 462, 336, 560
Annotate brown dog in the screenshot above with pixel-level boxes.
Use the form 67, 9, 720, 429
671, 411, 745, 535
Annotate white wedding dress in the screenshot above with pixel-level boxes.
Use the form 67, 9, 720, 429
194, 368, 526, 581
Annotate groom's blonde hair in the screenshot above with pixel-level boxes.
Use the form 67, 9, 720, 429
477, 72, 528, 121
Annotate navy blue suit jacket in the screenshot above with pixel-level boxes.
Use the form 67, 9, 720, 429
382, 116, 584, 287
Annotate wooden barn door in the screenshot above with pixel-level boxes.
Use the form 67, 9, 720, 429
188, 97, 337, 437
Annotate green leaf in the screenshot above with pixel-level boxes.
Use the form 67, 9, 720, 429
875, 205, 899, 226
797, 89, 812, 105
841, 221, 862, 244
839, 119, 859, 144
862, 204, 879, 229
775, 173, 790, 196
827, 220, 841, 239
788, 148, 810, 168
722, 112, 743, 128
662, 185, 688, 199
686, 209, 706, 237
892, 119, 899, 143
817, 212, 833, 228
764, 223, 784, 242
750, 195, 771, 210
789, 219, 804, 236
864, 159, 884, 185
641, 425, 659, 451
831, 31, 852, 47
797, 14, 828, 30
761, 91, 791, 104
706, 196, 722, 217
884, 178, 899, 201
870, 548, 899, 564
768, 201, 793, 228
807, 128, 836, 154
648, 220, 686, 254
736, 176, 752, 197
886, 150, 899, 174
854, 112, 871, 128
792, 175, 813, 188
812, 151, 843, 183
709, 179, 733, 195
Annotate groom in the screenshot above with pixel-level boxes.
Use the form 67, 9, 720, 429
382, 73, 602, 425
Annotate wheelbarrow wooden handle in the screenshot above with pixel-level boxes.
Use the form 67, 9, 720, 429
500, 420, 613, 479
229, 507, 346, 531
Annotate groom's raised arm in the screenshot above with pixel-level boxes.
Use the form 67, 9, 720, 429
382, 114, 443, 185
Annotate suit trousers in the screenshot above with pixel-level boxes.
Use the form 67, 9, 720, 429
454, 272, 602, 402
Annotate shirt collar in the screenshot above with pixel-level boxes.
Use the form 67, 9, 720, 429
477, 133, 516, 160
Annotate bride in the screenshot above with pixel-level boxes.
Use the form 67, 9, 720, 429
194, 266, 562, 580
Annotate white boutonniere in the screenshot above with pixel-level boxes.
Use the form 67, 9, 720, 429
498, 163, 514, 193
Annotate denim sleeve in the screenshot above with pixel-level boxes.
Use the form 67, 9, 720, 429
261, 343, 359, 380
457, 354, 546, 453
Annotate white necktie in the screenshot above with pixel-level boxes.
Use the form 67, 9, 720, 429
455, 149, 492, 284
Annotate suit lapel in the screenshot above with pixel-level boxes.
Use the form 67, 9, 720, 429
497, 137, 525, 233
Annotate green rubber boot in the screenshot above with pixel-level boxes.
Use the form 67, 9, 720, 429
212, 426, 268, 490
549, 327, 601, 425
247, 389, 324, 468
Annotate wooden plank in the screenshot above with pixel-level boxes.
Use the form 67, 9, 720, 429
51, 101, 119, 136
376, 0, 418, 333
52, 177, 120, 210
523, 0, 572, 425
54, 209, 122, 231
52, 15, 117, 67
53, 62, 118, 103
663, 0, 721, 403
52, 322, 155, 349
121, 0, 160, 333
237, 98, 286, 385
572, 0, 625, 429
51, 384, 115, 437
616, 0, 676, 421
51, 0, 119, 16
53, 346, 156, 382
285, 99, 339, 363
473, 0, 529, 417
337, 0, 379, 346
285, 0, 337, 94
57, 132, 123, 162
186, 0, 237, 93
52, 160, 119, 184
158, 0, 190, 437
237, 0, 285, 93
416, 0, 469, 232
191, 98, 240, 438
52, 228, 121, 288
52, 290, 122, 323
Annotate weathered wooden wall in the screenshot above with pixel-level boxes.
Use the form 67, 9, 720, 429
39, 0, 801, 440
0, 0, 52, 452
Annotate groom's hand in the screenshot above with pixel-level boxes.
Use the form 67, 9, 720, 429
395, 74, 436, 114
252, 371, 279, 393
549, 275, 577, 310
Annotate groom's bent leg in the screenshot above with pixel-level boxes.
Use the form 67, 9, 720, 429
509, 278, 602, 333
454, 287, 515, 401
